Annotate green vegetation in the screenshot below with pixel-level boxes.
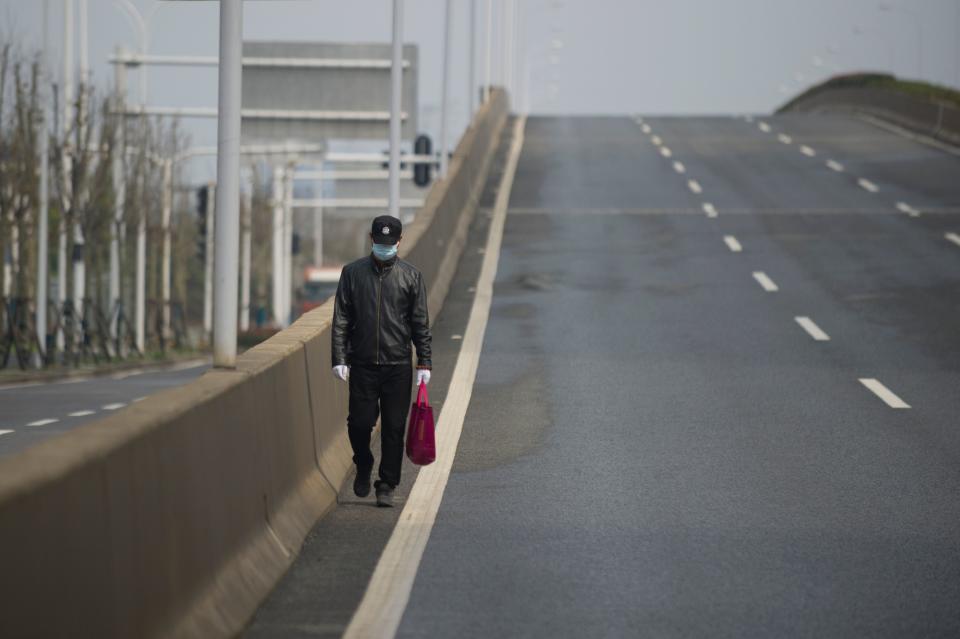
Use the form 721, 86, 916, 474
779, 73, 960, 113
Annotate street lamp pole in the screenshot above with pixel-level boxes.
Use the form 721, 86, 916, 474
439, 0, 452, 179
212, 0, 243, 367
389, 0, 403, 219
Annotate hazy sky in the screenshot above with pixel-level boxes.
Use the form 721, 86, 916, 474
1, 0, 957, 181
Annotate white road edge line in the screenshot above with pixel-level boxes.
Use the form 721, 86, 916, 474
794, 316, 830, 341
752, 271, 779, 292
723, 235, 743, 252
858, 178, 879, 193
343, 116, 527, 639
27, 418, 59, 427
673, 161, 686, 174
702, 202, 718, 218
687, 179, 702, 194
800, 145, 816, 157
945, 232, 960, 248
859, 378, 910, 409
826, 160, 844, 172
68, 410, 96, 417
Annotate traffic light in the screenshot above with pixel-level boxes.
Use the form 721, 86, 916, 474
196, 185, 208, 261
414, 134, 432, 187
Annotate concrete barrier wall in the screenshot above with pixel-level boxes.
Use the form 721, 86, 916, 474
0, 89, 509, 639
780, 86, 960, 146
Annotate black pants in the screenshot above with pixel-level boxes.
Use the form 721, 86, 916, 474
347, 363, 413, 488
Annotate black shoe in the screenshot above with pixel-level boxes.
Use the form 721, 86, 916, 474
353, 468, 372, 498
375, 482, 395, 508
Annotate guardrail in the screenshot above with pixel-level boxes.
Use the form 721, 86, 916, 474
779, 84, 960, 147
0, 89, 510, 639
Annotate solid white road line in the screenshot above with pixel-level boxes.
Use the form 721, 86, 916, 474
777, 134, 793, 144
660, 146, 672, 158
858, 178, 879, 193
68, 410, 96, 417
102, 403, 127, 411
800, 145, 817, 157
687, 179, 702, 194
946, 232, 960, 248
0, 430, 13, 437
758, 122, 771, 133
794, 316, 830, 341
673, 161, 686, 174
723, 235, 743, 252
27, 418, 59, 427
702, 202, 718, 218
651, 135, 662, 146
896, 202, 921, 217
859, 378, 910, 409
343, 116, 527, 639
826, 160, 844, 172
752, 271, 779, 292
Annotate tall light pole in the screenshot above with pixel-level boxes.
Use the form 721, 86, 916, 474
439, 0, 452, 179
37, 0, 51, 362
389, 0, 403, 219
110, 48, 126, 346
58, 0, 73, 353
212, 0, 243, 367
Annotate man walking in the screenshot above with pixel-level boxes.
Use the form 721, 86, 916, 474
332, 215, 433, 507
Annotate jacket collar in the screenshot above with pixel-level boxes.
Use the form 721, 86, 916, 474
369, 253, 398, 274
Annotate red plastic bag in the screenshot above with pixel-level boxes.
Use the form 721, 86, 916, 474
406, 381, 436, 466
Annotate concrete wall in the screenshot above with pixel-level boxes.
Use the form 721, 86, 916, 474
0, 90, 509, 639
780, 86, 960, 146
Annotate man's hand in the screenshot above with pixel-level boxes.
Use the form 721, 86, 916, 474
333, 365, 350, 382
417, 369, 431, 386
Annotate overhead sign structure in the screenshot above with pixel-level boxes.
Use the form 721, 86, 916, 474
241, 41, 418, 143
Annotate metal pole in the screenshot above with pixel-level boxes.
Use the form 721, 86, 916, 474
469, 0, 477, 117
203, 182, 215, 339
110, 50, 126, 344
213, 0, 242, 367
313, 162, 324, 267
389, 0, 403, 219
58, 0, 73, 353
239, 184, 251, 332
484, 0, 492, 102
439, 0, 452, 178
283, 163, 294, 326
271, 165, 284, 327
37, 0, 50, 361
135, 189, 145, 352
72, 0, 88, 323
160, 157, 172, 339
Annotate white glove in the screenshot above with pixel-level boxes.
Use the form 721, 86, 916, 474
333, 365, 350, 382
417, 369, 431, 386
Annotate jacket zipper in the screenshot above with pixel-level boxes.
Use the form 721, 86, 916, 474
376, 272, 383, 364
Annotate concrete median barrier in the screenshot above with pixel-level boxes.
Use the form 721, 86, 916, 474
0, 89, 509, 639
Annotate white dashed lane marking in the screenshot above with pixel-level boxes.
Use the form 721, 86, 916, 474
859, 378, 910, 409
946, 233, 960, 248
0, 430, 13, 437
858, 178, 879, 193
68, 410, 96, 418
132, 396, 147, 403
27, 418, 59, 427
102, 403, 127, 411
896, 202, 921, 217
758, 122, 771, 133
702, 202, 718, 218
687, 180, 702, 194
777, 134, 793, 145
451, 335, 463, 341
673, 161, 686, 174
723, 236, 743, 252
826, 160, 844, 172
800, 145, 816, 157
794, 316, 830, 341
752, 271, 779, 292
660, 146, 673, 158
651, 135, 662, 146
641, 124, 651, 134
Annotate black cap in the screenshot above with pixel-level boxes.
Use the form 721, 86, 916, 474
371, 215, 402, 245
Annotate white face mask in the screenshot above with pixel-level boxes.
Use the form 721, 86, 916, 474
372, 243, 398, 260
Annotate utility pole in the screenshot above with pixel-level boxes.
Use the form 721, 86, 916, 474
312, 163, 324, 267
439, 0, 452, 178
58, 0, 72, 353
282, 164, 294, 326
72, 0, 87, 324
110, 50, 127, 346
271, 165, 284, 327
213, 0, 242, 367
160, 157, 172, 339
203, 183, 215, 339
37, 0, 50, 362
389, 0, 403, 219
135, 179, 145, 353
239, 184, 251, 332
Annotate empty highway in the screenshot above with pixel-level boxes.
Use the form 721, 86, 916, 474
246, 112, 960, 638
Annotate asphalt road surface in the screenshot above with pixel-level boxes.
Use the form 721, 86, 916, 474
248, 113, 960, 638
0, 360, 208, 457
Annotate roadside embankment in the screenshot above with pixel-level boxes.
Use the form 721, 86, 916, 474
0, 89, 509, 639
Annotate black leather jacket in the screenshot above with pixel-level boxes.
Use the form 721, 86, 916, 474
332, 255, 432, 369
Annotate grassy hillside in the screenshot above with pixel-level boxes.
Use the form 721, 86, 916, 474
779, 73, 960, 113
